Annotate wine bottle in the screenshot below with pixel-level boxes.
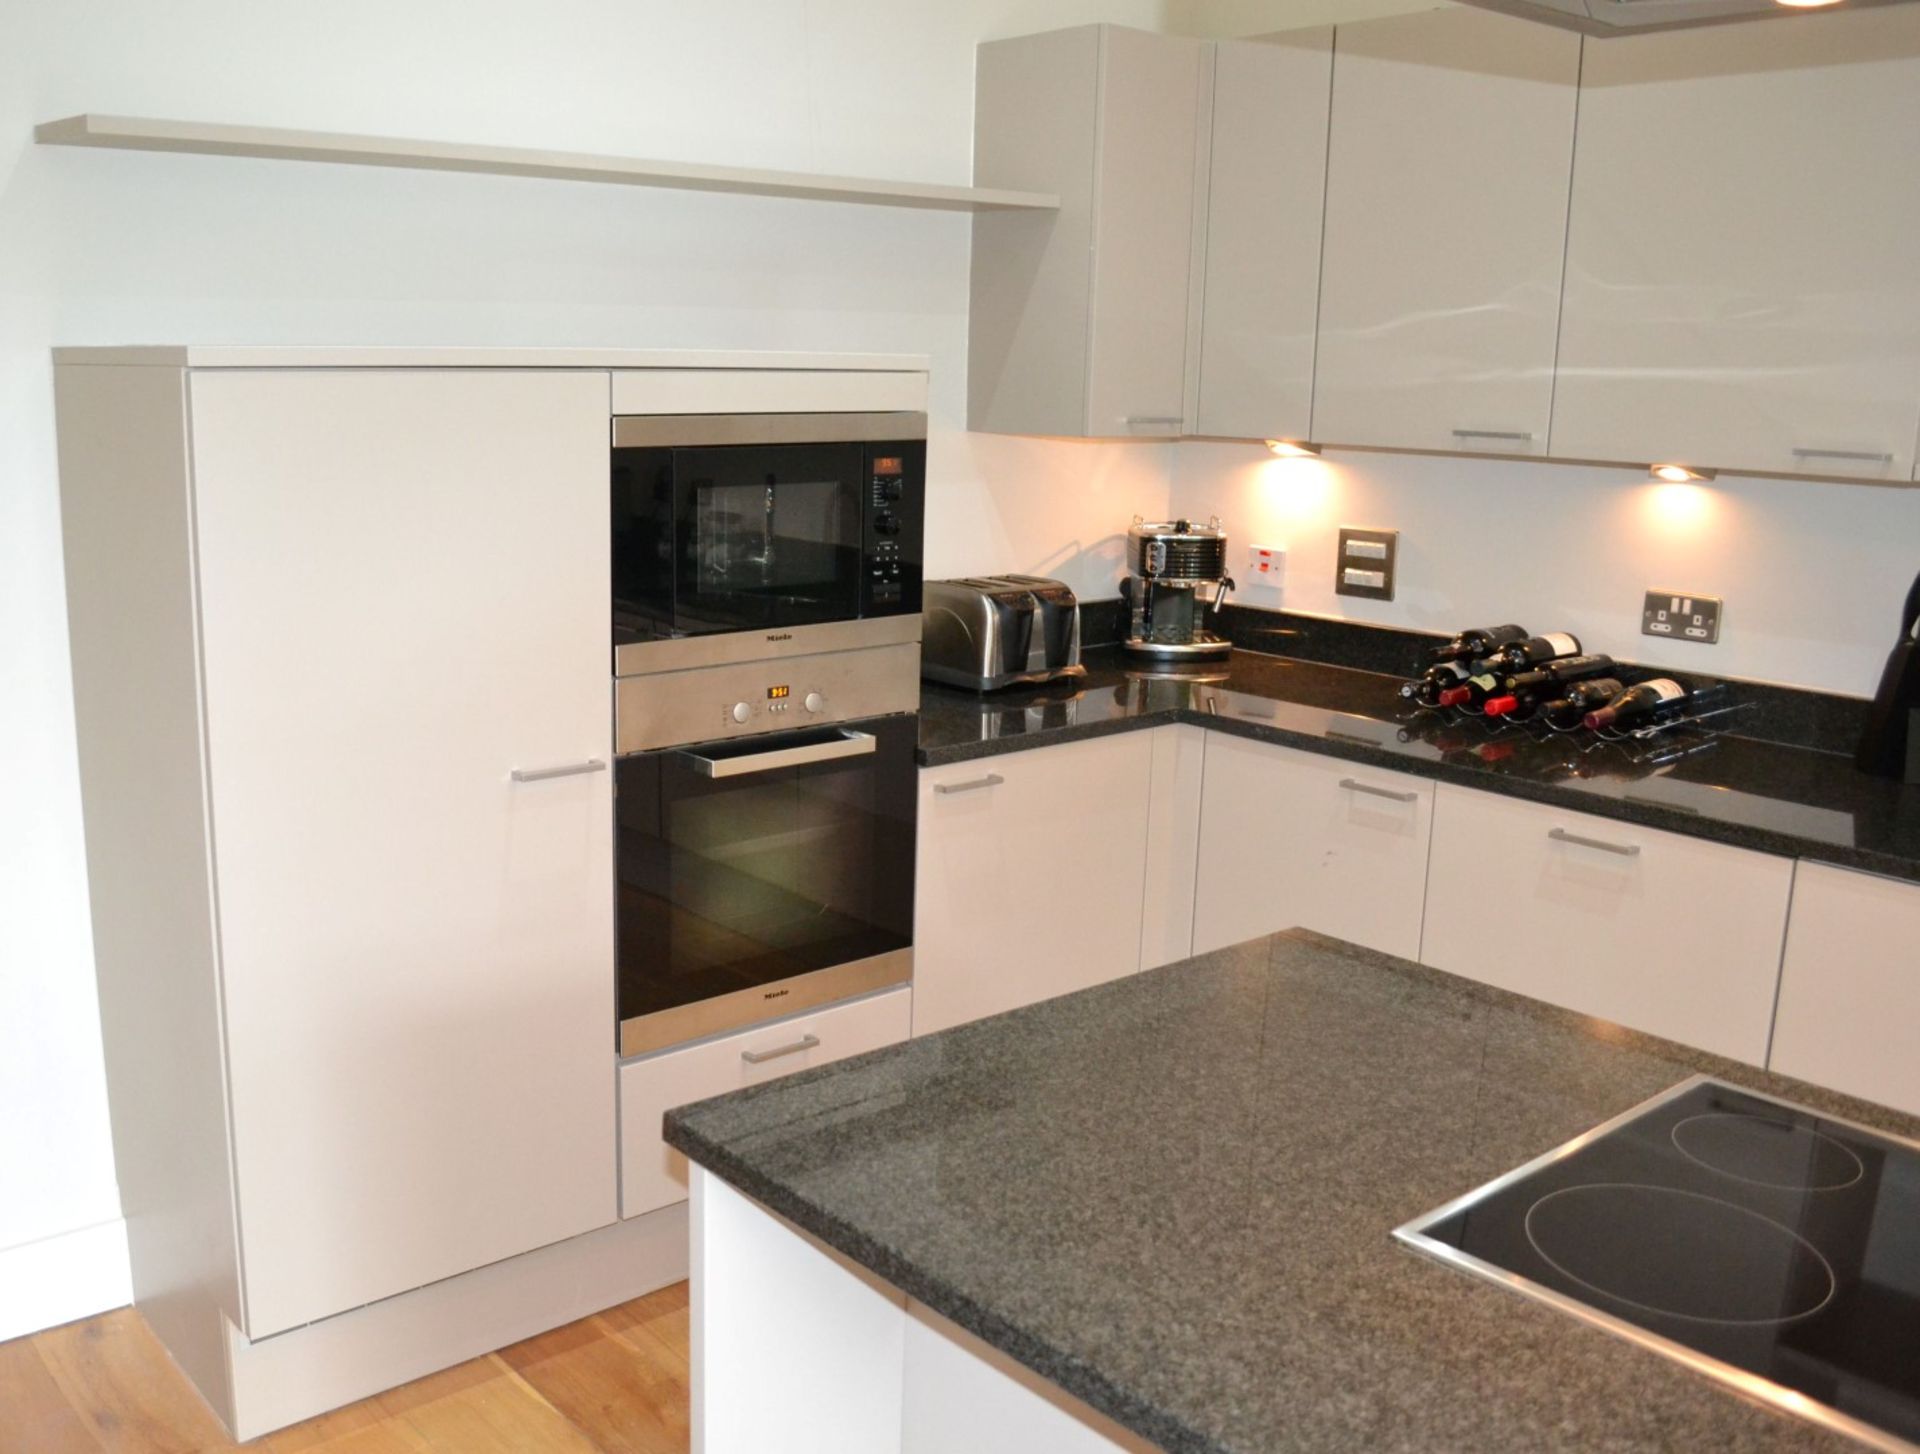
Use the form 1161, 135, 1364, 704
1426, 623, 1527, 666
1436, 671, 1507, 711
1400, 660, 1472, 706
1485, 674, 1625, 722
1474, 631, 1582, 675
1505, 654, 1616, 692
1583, 677, 1695, 730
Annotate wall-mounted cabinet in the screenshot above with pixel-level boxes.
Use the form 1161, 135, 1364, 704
1549, 9, 1920, 480
1311, 8, 1577, 456
1187, 32, 1332, 442
969, 25, 1204, 438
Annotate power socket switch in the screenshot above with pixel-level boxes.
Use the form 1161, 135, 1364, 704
1336, 527, 1398, 601
1643, 590, 1722, 644
1248, 543, 1285, 582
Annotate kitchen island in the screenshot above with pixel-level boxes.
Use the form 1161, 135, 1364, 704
665, 930, 1917, 1453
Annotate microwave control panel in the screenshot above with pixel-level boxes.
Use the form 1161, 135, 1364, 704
861, 442, 924, 618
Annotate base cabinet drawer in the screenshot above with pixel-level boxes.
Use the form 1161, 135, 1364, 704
1420, 785, 1792, 1063
618, 987, 911, 1219
1192, 735, 1432, 960
1771, 863, 1920, 1117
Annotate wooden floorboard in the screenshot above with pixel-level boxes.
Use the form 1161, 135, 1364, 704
0, 1284, 693, 1453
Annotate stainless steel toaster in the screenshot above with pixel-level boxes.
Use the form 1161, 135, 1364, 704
922, 575, 1086, 691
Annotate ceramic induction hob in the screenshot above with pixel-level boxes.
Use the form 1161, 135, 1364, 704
1397, 1076, 1920, 1452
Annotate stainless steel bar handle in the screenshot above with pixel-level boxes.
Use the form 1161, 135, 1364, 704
934, 773, 1005, 796
686, 731, 876, 780
1339, 777, 1418, 803
741, 1034, 821, 1065
1124, 415, 1184, 425
1451, 429, 1535, 442
1548, 826, 1641, 857
1791, 447, 1894, 464
510, 759, 607, 783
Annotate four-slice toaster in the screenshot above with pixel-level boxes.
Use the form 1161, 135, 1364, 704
922, 575, 1085, 691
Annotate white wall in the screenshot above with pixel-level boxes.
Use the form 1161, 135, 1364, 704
1172, 442, 1920, 696
0, 0, 1173, 1338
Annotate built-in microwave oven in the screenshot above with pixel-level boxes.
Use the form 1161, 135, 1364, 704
610, 411, 925, 672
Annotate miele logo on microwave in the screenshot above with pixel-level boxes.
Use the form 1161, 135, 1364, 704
766, 633, 793, 643
762, 988, 791, 1001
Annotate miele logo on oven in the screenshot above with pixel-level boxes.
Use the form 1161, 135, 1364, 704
763, 988, 791, 1001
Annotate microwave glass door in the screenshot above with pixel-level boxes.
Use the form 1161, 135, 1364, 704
616, 713, 915, 1042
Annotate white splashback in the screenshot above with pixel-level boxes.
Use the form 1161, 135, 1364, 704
1170, 441, 1920, 697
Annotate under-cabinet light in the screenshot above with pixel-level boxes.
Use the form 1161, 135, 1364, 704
1650, 463, 1716, 483
1265, 439, 1322, 458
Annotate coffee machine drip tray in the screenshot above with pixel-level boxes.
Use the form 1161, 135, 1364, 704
1121, 630, 1232, 661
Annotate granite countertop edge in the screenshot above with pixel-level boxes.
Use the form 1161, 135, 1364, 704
663, 930, 1920, 1454
916, 700, 1920, 886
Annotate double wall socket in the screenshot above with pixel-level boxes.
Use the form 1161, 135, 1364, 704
1642, 590, 1722, 644
1336, 527, 1398, 600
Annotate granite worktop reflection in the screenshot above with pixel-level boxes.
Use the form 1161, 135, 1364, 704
667, 930, 1920, 1454
918, 647, 1920, 884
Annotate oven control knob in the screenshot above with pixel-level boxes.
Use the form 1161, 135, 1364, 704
731, 702, 751, 724
804, 692, 825, 714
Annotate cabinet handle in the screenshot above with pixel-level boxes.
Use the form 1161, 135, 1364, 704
1548, 826, 1640, 857
741, 1034, 821, 1065
1791, 448, 1894, 465
1124, 415, 1184, 431
934, 773, 1005, 795
510, 759, 607, 783
1339, 777, 1418, 803
1451, 429, 1534, 443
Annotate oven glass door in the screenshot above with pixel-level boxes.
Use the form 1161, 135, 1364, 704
616, 713, 916, 1049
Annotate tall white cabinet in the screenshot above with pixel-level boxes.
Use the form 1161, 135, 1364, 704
1550, 8, 1920, 479
186, 370, 617, 1337
1311, 8, 1578, 455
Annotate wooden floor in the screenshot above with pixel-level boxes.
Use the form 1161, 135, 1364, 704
0, 1282, 691, 1453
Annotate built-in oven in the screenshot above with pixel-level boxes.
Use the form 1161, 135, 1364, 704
610, 411, 925, 672
610, 407, 926, 1055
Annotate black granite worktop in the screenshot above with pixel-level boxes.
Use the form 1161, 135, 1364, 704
918, 647, 1920, 884
666, 930, 1920, 1454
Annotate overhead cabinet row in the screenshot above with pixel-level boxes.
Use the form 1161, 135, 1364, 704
968, 8, 1920, 482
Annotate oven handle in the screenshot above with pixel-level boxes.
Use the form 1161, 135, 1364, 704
683, 730, 878, 779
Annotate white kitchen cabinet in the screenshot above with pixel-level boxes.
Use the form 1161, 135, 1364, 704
619, 988, 911, 1219
188, 368, 618, 1337
1421, 785, 1793, 1063
1191, 735, 1432, 960
1550, 8, 1920, 479
1311, 9, 1577, 455
914, 734, 1155, 1035
1770, 863, 1920, 1117
1187, 32, 1332, 443
970, 25, 1204, 437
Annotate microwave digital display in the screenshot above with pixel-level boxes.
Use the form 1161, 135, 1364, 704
872, 457, 903, 476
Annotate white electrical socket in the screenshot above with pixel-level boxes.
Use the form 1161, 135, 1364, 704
1248, 543, 1285, 583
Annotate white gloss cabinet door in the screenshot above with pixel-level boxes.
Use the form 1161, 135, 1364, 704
1191, 735, 1431, 960
619, 988, 911, 1220
1770, 863, 1920, 1118
1311, 9, 1577, 455
913, 735, 1154, 1036
1189, 32, 1332, 442
1421, 786, 1793, 1064
1551, 10, 1920, 480
189, 369, 616, 1337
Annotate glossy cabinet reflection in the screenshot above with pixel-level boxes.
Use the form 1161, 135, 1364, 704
1312, 8, 1577, 455
1552, 8, 1920, 479
1189, 32, 1332, 442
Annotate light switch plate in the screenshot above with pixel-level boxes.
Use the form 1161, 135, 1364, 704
1336, 527, 1398, 600
1642, 590, 1722, 644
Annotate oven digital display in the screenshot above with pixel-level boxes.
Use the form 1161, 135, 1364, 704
768, 685, 790, 700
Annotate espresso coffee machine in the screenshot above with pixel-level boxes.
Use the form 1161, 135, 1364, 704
1121, 517, 1235, 662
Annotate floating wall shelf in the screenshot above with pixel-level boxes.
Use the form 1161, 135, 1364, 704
34, 114, 1061, 213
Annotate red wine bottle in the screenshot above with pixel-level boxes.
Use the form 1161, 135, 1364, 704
1584, 677, 1693, 730
1426, 623, 1527, 666
1475, 631, 1582, 675
1400, 660, 1472, 706
1538, 677, 1626, 727
1505, 654, 1616, 692
1436, 671, 1506, 710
